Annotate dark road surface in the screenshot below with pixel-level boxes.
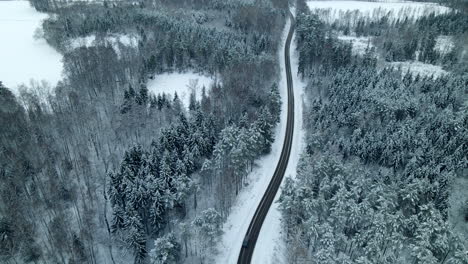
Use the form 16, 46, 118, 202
237, 12, 295, 264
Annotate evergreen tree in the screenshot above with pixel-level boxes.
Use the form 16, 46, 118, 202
192, 208, 222, 246
255, 106, 274, 154
173, 92, 184, 115
188, 90, 197, 111
150, 233, 181, 264
268, 82, 281, 123
137, 84, 149, 106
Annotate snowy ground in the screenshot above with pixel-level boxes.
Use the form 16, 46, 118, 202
338, 35, 373, 55
307, 0, 451, 23
435, 35, 454, 55
388, 61, 448, 77
212, 17, 292, 264
251, 12, 307, 264
68, 34, 139, 56
147, 72, 214, 108
0, 1, 63, 94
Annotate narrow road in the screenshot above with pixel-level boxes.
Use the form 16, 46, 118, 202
237, 12, 295, 264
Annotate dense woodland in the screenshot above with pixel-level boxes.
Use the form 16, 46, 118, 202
279, 1, 467, 263
0, 0, 287, 263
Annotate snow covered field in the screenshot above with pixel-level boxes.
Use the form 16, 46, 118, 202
0, 1, 63, 94
147, 72, 214, 108
307, 0, 451, 22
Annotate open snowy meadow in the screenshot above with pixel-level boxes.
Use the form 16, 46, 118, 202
0, 1, 63, 94
147, 72, 214, 108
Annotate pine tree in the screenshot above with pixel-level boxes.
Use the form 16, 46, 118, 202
111, 204, 127, 232
150, 232, 181, 264
192, 208, 222, 246
188, 90, 197, 111
136, 84, 149, 106
121, 88, 135, 114
255, 106, 274, 154
159, 150, 173, 190
173, 92, 183, 115
268, 82, 281, 123
239, 112, 249, 128
125, 214, 147, 264
200, 86, 211, 112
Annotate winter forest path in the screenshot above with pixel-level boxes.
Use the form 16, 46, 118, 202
237, 11, 295, 264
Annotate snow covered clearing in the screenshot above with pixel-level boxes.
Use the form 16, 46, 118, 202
212, 17, 292, 264
307, 0, 451, 23
435, 35, 455, 55
147, 72, 214, 108
252, 11, 307, 264
0, 1, 63, 94
69, 34, 139, 53
389, 61, 448, 77
338, 35, 373, 55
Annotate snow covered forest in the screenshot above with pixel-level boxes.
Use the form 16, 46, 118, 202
278, 0, 468, 263
1, 0, 288, 263
0, 0, 467, 263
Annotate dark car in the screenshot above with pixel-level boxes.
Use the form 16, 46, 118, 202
242, 236, 249, 248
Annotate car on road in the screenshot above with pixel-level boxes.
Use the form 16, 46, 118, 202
242, 236, 250, 248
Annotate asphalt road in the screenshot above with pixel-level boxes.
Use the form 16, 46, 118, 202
237, 12, 296, 264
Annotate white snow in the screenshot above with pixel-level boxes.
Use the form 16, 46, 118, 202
307, 1, 451, 23
146, 72, 214, 108
69, 34, 139, 50
389, 61, 448, 77
0, 1, 63, 94
435, 35, 454, 55
338, 35, 373, 55
252, 9, 307, 264
212, 17, 292, 264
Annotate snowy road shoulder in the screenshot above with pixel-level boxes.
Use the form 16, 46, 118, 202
251, 11, 306, 264
211, 17, 291, 264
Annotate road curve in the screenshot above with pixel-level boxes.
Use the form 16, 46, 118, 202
237, 11, 295, 264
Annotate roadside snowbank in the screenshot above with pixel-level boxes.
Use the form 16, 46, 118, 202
147, 72, 214, 108
252, 11, 307, 264
212, 17, 291, 264
0, 1, 63, 94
